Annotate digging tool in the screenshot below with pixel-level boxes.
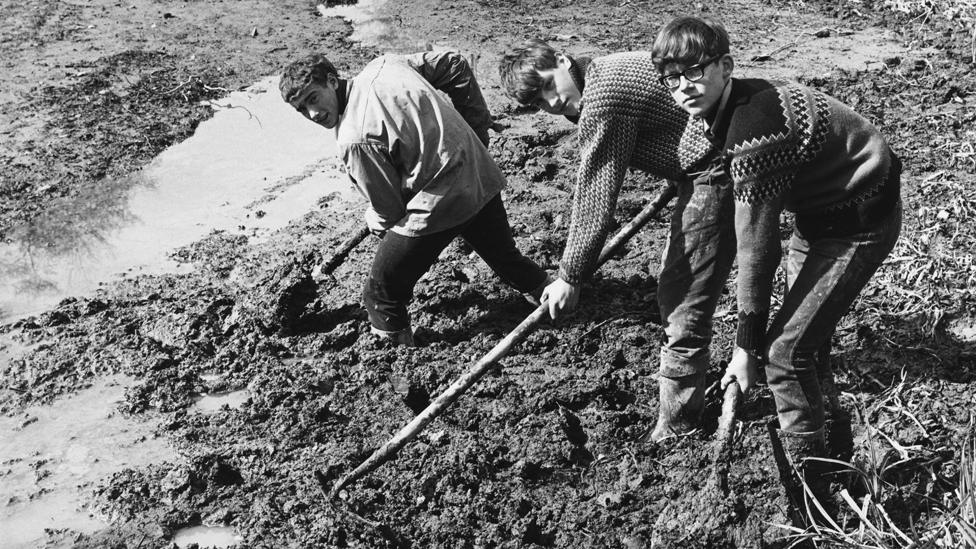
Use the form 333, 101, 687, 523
651, 381, 744, 548
317, 226, 371, 279
321, 183, 678, 500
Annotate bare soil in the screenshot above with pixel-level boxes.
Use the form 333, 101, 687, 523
2, 0, 975, 548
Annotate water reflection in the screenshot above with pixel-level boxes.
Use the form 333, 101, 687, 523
192, 389, 250, 414
318, 0, 413, 52
0, 76, 359, 323
0, 375, 177, 548
173, 525, 243, 548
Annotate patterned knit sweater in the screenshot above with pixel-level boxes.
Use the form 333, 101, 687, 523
559, 52, 715, 284
692, 78, 901, 352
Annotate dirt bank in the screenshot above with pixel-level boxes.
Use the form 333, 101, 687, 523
2, 0, 975, 548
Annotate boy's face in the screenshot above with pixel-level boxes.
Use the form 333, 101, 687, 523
531, 54, 582, 117
661, 54, 733, 119
289, 75, 340, 129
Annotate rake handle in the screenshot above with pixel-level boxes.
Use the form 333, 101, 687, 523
320, 226, 372, 276
327, 183, 678, 499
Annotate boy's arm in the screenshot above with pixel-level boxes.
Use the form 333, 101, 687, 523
403, 51, 492, 147
732, 191, 785, 357
558, 113, 640, 284
342, 143, 407, 231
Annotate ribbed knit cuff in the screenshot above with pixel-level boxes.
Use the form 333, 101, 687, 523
736, 310, 769, 353
558, 266, 583, 286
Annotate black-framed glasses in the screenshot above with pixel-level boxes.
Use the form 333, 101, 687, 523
658, 55, 722, 90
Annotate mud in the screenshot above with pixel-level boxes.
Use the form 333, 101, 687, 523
2, 0, 975, 548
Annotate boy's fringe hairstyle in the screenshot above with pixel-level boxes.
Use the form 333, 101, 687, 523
279, 54, 339, 104
651, 16, 731, 72
498, 39, 559, 105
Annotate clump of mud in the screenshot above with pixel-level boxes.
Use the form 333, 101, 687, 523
651, 481, 747, 549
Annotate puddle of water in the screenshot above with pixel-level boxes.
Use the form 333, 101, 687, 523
0, 76, 360, 323
319, 0, 463, 55
318, 0, 405, 51
191, 389, 250, 414
0, 375, 177, 549
172, 525, 243, 548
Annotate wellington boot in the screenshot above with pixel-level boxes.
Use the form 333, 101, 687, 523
769, 424, 835, 529
648, 372, 705, 442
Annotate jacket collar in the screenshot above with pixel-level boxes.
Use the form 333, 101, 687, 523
564, 55, 590, 124
335, 78, 349, 117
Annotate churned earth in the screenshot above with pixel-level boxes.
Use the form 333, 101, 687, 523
1, 0, 975, 548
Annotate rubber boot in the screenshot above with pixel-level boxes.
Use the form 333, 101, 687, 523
369, 325, 415, 346
816, 346, 854, 470
648, 372, 705, 442
770, 424, 833, 529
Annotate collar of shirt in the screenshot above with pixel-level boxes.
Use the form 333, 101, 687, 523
336, 78, 349, 117
698, 77, 733, 139
563, 55, 590, 125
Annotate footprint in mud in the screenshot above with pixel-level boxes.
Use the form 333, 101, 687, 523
388, 374, 431, 414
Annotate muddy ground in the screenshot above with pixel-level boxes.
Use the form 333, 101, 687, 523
2, 0, 976, 548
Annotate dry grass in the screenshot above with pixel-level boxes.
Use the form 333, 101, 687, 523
879, 0, 976, 61
772, 374, 976, 548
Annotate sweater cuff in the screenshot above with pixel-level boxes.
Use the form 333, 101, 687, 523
558, 266, 583, 286
736, 310, 769, 353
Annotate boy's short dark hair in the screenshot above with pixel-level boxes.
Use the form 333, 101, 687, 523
651, 17, 730, 72
279, 54, 339, 104
498, 39, 559, 105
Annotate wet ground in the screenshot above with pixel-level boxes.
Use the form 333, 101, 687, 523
2, 0, 975, 548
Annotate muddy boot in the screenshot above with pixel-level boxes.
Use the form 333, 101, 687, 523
816, 348, 854, 475
824, 412, 854, 463
769, 423, 833, 529
369, 325, 415, 346
648, 372, 705, 442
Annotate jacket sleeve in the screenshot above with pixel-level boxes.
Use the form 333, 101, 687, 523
403, 51, 492, 147
558, 111, 639, 284
342, 143, 406, 231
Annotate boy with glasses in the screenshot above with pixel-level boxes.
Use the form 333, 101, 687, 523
652, 16, 902, 521
280, 51, 551, 346
499, 40, 737, 443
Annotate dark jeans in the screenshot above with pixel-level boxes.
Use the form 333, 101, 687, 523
363, 194, 548, 332
767, 202, 902, 433
657, 179, 737, 378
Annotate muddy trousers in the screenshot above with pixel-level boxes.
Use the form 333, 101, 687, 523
363, 194, 549, 333
767, 202, 902, 434
656, 179, 736, 378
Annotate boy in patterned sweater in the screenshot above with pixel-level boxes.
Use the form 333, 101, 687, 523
652, 16, 902, 518
499, 40, 737, 442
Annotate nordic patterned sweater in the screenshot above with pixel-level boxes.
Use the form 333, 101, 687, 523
558, 53, 715, 284
693, 78, 901, 353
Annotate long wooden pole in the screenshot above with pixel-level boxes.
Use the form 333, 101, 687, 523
327, 184, 678, 498
319, 226, 372, 277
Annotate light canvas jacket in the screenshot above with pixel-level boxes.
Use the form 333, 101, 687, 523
336, 52, 504, 237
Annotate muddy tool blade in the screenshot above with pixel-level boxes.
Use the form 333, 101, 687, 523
712, 382, 743, 491
322, 183, 678, 499
318, 226, 371, 278
651, 381, 743, 548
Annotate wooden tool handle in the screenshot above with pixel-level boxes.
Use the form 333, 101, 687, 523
320, 226, 371, 276
327, 184, 678, 498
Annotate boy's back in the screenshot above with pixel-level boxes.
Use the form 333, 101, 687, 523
577, 52, 698, 182
338, 54, 505, 237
